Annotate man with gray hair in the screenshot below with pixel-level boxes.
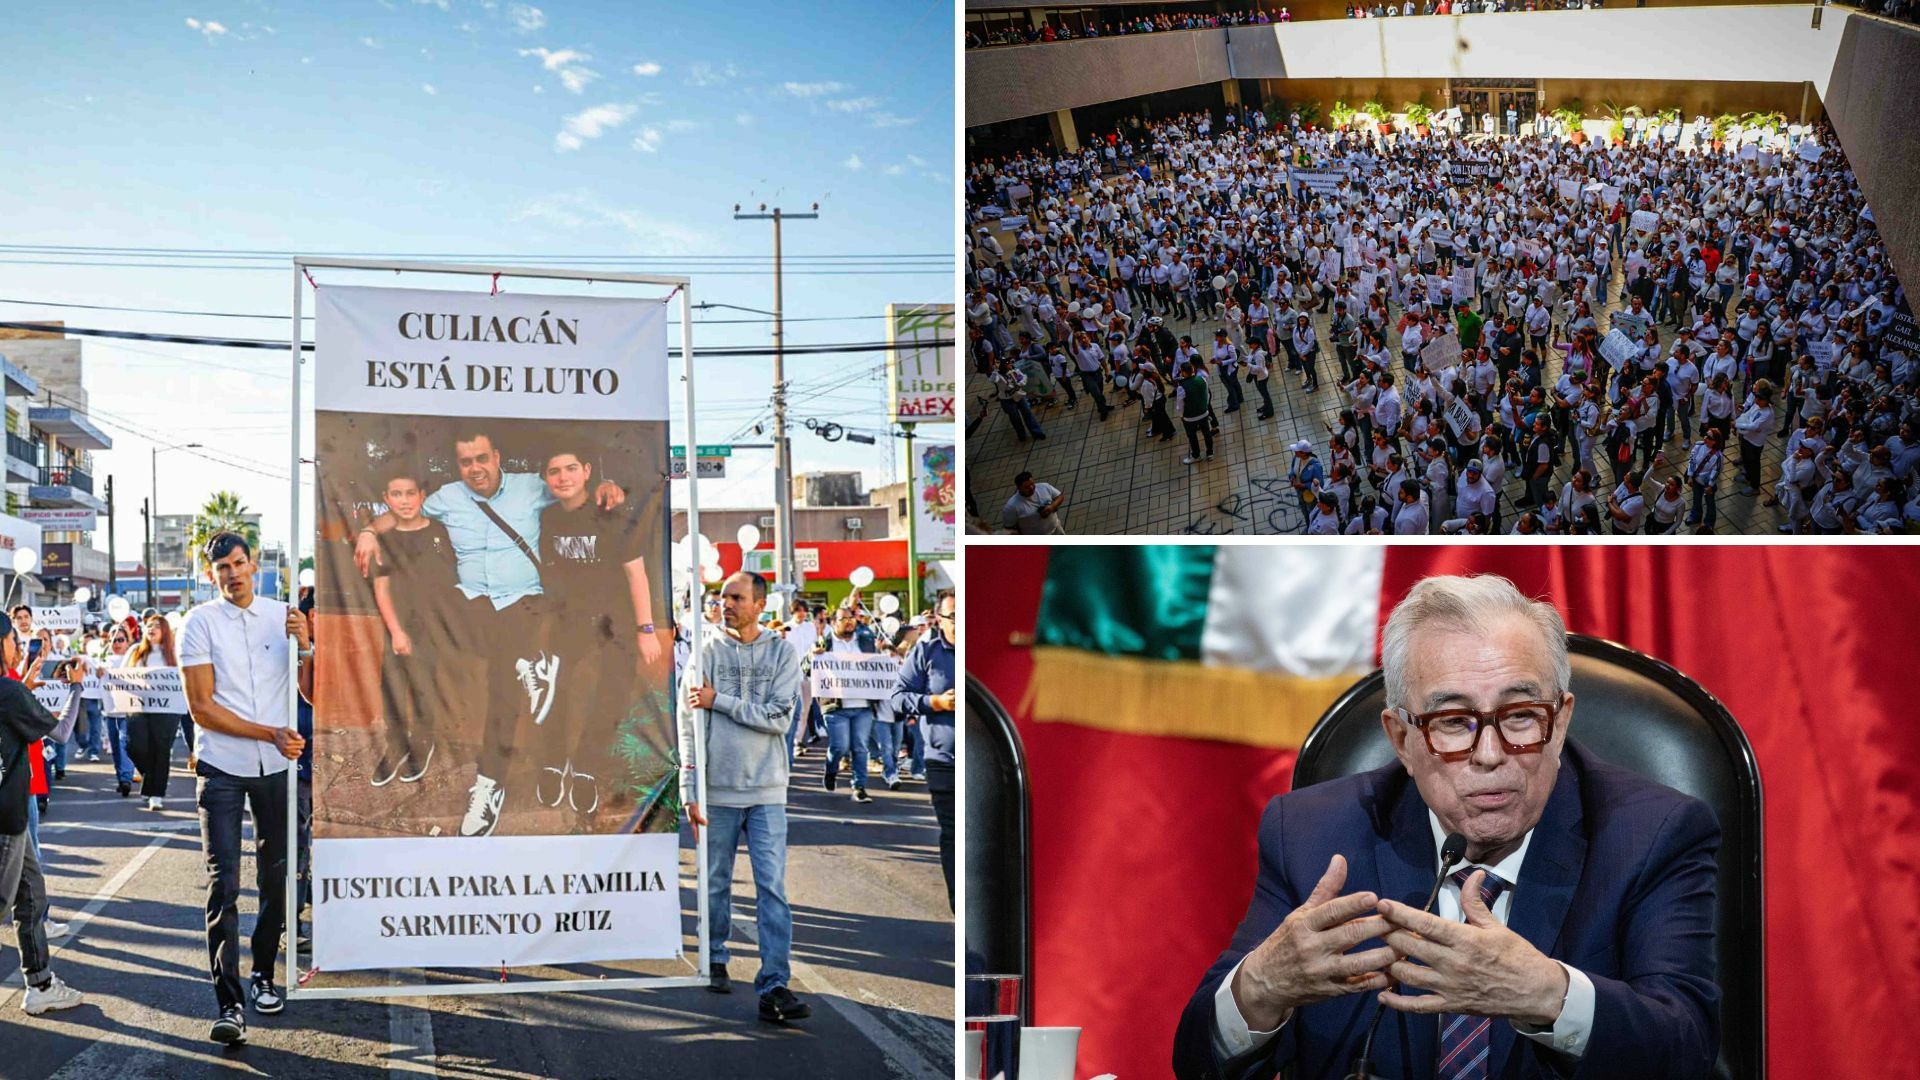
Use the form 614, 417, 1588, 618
1174, 574, 1720, 1079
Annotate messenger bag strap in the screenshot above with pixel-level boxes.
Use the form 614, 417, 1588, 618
472, 498, 542, 571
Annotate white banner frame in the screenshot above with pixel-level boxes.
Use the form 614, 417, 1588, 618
286, 258, 707, 1002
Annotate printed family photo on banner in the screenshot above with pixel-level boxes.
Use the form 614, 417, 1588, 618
309, 285, 679, 973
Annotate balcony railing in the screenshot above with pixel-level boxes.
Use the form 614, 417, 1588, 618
7, 433, 36, 465
39, 465, 93, 494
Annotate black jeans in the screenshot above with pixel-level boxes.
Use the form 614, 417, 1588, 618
926, 763, 955, 911
546, 614, 643, 780
197, 764, 289, 1011
450, 593, 554, 781
1183, 416, 1215, 459
379, 638, 442, 765
128, 712, 185, 797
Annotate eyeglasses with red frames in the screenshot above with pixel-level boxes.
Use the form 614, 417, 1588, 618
1399, 696, 1566, 762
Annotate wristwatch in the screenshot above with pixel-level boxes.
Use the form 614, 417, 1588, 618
638, 623, 656, 634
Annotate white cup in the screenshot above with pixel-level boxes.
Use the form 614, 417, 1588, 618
964, 1030, 984, 1079
1018, 1026, 1082, 1080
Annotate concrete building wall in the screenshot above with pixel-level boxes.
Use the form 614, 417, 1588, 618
1820, 14, 1920, 305
970, 5, 1843, 125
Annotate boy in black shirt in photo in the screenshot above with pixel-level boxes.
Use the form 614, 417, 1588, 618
369, 459, 460, 787
537, 446, 663, 819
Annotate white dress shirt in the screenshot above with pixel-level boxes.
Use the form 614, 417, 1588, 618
178, 594, 295, 778
1211, 812, 1596, 1062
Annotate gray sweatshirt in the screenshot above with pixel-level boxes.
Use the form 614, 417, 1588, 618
679, 623, 802, 808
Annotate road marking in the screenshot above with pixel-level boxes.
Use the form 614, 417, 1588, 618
40, 819, 202, 837
731, 912, 946, 1079
3, 832, 179, 1000
388, 971, 440, 1077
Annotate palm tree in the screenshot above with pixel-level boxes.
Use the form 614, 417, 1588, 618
188, 492, 260, 574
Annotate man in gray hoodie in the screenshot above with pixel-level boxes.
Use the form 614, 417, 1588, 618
681, 570, 809, 1023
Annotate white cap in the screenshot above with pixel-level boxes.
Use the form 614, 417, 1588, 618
1290, 439, 1313, 453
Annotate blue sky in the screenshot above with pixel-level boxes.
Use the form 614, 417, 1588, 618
0, 0, 954, 563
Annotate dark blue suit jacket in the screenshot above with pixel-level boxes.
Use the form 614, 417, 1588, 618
1172, 741, 1720, 1080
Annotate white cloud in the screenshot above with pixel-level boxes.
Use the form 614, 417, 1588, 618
512, 189, 710, 250
413, 0, 450, 9
509, 4, 545, 32
687, 62, 738, 87
665, 119, 701, 131
884, 164, 905, 176
361, 36, 381, 48
632, 126, 662, 153
184, 17, 228, 40
784, 80, 847, 98
826, 96, 880, 113
533, 84, 544, 94
631, 61, 661, 77
520, 46, 588, 71
906, 154, 928, 167
520, 47, 598, 94
554, 102, 637, 152
735, 112, 755, 126
842, 152, 863, 171
422, 83, 437, 95
871, 113, 917, 128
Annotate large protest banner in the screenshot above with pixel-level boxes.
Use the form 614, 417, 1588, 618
1288, 168, 1349, 196
31, 605, 82, 634
310, 285, 678, 973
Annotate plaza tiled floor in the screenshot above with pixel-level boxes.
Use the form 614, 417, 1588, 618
968, 242, 1792, 536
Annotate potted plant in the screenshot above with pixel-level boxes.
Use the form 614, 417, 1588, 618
1296, 100, 1322, 132
1711, 113, 1737, 153
1329, 100, 1356, 132
1552, 101, 1585, 144
1361, 99, 1389, 132
1600, 99, 1635, 145
1404, 101, 1432, 137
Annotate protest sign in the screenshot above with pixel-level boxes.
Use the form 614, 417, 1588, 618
312, 283, 678, 973
1599, 329, 1639, 368
1420, 335, 1461, 372
811, 653, 905, 702
1289, 168, 1349, 196
1888, 308, 1920, 355
1452, 266, 1476, 302
1611, 310, 1653, 341
1796, 139, 1824, 163
1630, 209, 1660, 234
103, 664, 188, 714
31, 606, 82, 634
1806, 339, 1835, 367
1443, 397, 1478, 440
1556, 179, 1580, 203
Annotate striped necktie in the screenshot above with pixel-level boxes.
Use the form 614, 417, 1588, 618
1436, 867, 1512, 1080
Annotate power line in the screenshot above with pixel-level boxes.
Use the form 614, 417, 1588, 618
0, 243, 950, 262
0, 259, 950, 276
0, 295, 895, 325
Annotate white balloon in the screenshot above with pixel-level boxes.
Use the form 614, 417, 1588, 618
880, 615, 901, 638
848, 565, 875, 589
1066, 301, 1081, 315
696, 533, 717, 563
106, 596, 130, 622
72, 586, 92, 605
1212, 275, 1229, 291
736, 524, 762, 551
878, 593, 900, 615
701, 562, 724, 584
298, 567, 316, 589
12, 547, 35, 575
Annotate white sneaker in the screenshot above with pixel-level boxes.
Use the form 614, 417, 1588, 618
145, 797, 162, 811
461, 774, 504, 837
1182, 455, 1199, 465
514, 653, 561, 726
86, 753, 100, 763
22, 974, 82, 1015
44, 919, 69, 939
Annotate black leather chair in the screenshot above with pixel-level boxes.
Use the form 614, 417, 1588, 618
1294, 634, 1763, 1080
965, 673, 1035, 1025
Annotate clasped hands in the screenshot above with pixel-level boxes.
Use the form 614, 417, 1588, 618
1230, 854, 1568, 1033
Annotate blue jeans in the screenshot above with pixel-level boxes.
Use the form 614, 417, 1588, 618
70, 700, 104, 757
826, 707, 875, 789
704, 804, 791, 996
872, 719, 902, 784
104, 715, 134, 784
904, 719, 926, 775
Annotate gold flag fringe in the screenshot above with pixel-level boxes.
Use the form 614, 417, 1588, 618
1020, 646, 1364, 750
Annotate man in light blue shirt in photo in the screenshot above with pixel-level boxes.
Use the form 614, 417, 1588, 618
356, 427, 623, 838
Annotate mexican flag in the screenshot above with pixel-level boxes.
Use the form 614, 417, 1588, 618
1024, 546, 1386, 748
974, 545, 1920, 1080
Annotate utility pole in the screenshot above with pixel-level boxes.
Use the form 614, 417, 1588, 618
141, 497, 152, 605
732, 201, 818, 608
105, 475, 116, 596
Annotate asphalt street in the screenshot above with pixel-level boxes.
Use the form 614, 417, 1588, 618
1, 737, 954, 1079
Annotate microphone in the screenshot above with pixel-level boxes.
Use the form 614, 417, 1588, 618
1346, 831, 1468, 1080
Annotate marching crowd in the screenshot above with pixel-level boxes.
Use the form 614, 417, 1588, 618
967, 106, 1917, 534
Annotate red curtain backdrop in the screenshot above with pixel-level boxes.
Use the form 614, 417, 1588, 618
968, 545, 1920, 1080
